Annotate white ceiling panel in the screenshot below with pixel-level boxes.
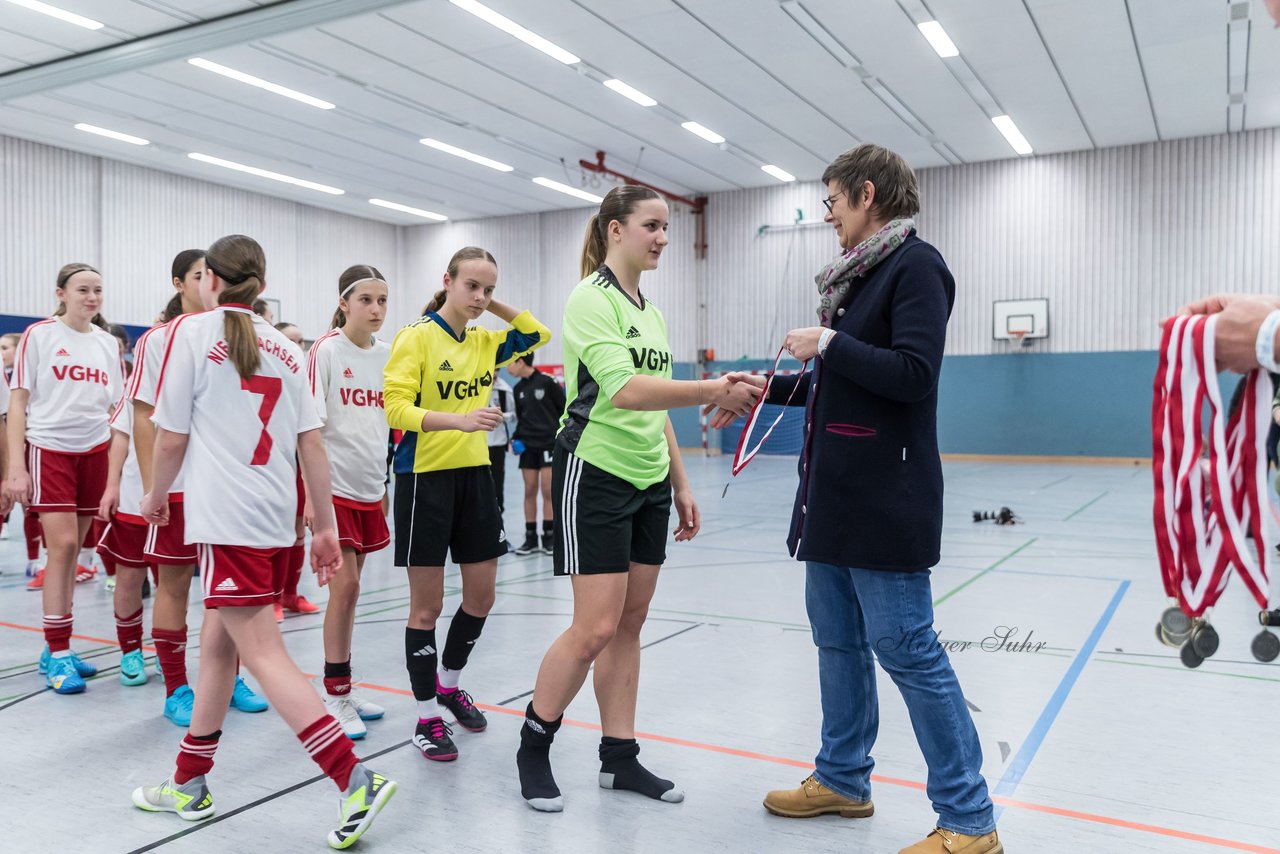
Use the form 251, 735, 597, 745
0, 0, 1274, 222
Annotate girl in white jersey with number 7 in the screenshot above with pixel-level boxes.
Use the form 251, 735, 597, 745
130, 235, 396, 850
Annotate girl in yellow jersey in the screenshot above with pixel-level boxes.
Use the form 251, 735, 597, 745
384, 246, 549, 762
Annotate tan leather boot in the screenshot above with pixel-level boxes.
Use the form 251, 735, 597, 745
899, 827, 1003, 854
762, 774, 874, 818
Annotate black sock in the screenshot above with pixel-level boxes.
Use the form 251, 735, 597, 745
441, 607, 486, 675
404, 627, 437, 701
541, 520, 553, 535
517, 703, 563, 808
525, 522, 537, 537
323, 660, 351, 679
598, 737, 683, 803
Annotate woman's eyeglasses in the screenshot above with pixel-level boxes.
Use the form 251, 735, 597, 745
822, 192, 844, 213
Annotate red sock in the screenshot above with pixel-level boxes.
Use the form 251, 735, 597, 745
152, 626, 189, 696
299, 716, 359, 790
43, 613, 73, 653
174, 731, 221, 784
115, 608, 144, 654
283, 541, 305, 599
24, 512, 41, 561
103, 558, 116, 578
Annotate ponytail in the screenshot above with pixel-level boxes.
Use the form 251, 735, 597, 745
206, 235, 267, 381
423, 290, 447, 314
578, 186, 662, 279
579, 215, 606, 280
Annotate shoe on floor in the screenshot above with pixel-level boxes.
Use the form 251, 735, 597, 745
26, 568, 45, 590
763, 774, 874, 819
540, 533, 553, 554
325, 693, 367, 740
44, 654, 86, 694
132, 774, 216, 821
104, 576, 117, 592
274, 603, 284, 623
436, 682, 487, 732
39, 645, 98, 678
119, 649, 148, 686
514, 533, 540, 556
899, 828, 1003, 854
413, 717, 458, 761
282, 594, 320, 614
74, 564, 97, 583
328, 764, 396, 850
230, 675, 269, 712
350, 683, 385, 721
164, 684, 195, 727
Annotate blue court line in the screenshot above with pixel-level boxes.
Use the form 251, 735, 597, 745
991, 580, 1130, 816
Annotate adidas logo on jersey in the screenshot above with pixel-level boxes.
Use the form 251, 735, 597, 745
55, 348, 70, 357
215, 578, 238, 592
439, 360, 453, 372
412, 645, 436, 657
625, 326, 641, 340
343, 367, 354, 378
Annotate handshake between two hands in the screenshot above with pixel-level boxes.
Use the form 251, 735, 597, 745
701, 372, 767, 429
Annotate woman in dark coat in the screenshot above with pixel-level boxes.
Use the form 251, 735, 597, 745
726, 144, 1001, 854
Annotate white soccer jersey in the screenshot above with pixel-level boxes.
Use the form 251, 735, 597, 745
307, 329, 391, 504
0, 374, 9, 421
129, 322, 186, 493
153, 307, 320, 548
11, 318, 123, 453
108, 399, 145, 522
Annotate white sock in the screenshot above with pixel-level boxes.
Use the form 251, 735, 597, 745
50, 649, 72, 659
78, 548, 94, 567
416, 698, 440, 721
438, 667, 460, 691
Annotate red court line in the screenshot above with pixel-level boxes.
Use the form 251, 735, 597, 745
0, 619, 1274, 853
351, 678, 1279, 854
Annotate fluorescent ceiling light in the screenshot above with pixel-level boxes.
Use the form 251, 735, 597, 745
761, 164, 796, 183
369, 198, 448, 221
4, 0, 102, 30
187, 152, 344, 195
74, 123, 148, 146
449, 0, 579, 64
532, 177, 603, 204
991, 115, 1033, 155
681, 121, 725, 144
917, 21, 959, 58
603, 79, 657, 107
188, 58, 335, 109
419, 137, 514, 172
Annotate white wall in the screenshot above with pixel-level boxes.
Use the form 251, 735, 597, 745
6, 127, 1278, 361
398, 203, 702, 364
0, 135, 400, 339
706, 127, 1280, 358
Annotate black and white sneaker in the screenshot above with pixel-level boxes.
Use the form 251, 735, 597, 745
437, 686, 488, 732
514, 533, 540, 556
413, 717, 458, 761
540, 533, 554, 555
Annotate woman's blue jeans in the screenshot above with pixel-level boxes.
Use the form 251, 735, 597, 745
805, 562, 996, 835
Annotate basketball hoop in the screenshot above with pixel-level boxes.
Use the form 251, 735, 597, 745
1011, 331, 1031, 349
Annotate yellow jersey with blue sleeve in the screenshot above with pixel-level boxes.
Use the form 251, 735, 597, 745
385, 309, 550, 473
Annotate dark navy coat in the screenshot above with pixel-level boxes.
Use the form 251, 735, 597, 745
768, 234, 955, 571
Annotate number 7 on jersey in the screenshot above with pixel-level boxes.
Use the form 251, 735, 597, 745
241, 376, 282, 465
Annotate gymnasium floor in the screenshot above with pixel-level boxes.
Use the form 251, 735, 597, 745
1, 455, 1275, 853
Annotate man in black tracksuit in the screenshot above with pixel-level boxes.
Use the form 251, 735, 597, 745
508, 355, 566, 554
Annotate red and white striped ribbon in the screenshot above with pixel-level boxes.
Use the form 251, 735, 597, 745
1152, 314, 1271, 617
731, 347, 809, 476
